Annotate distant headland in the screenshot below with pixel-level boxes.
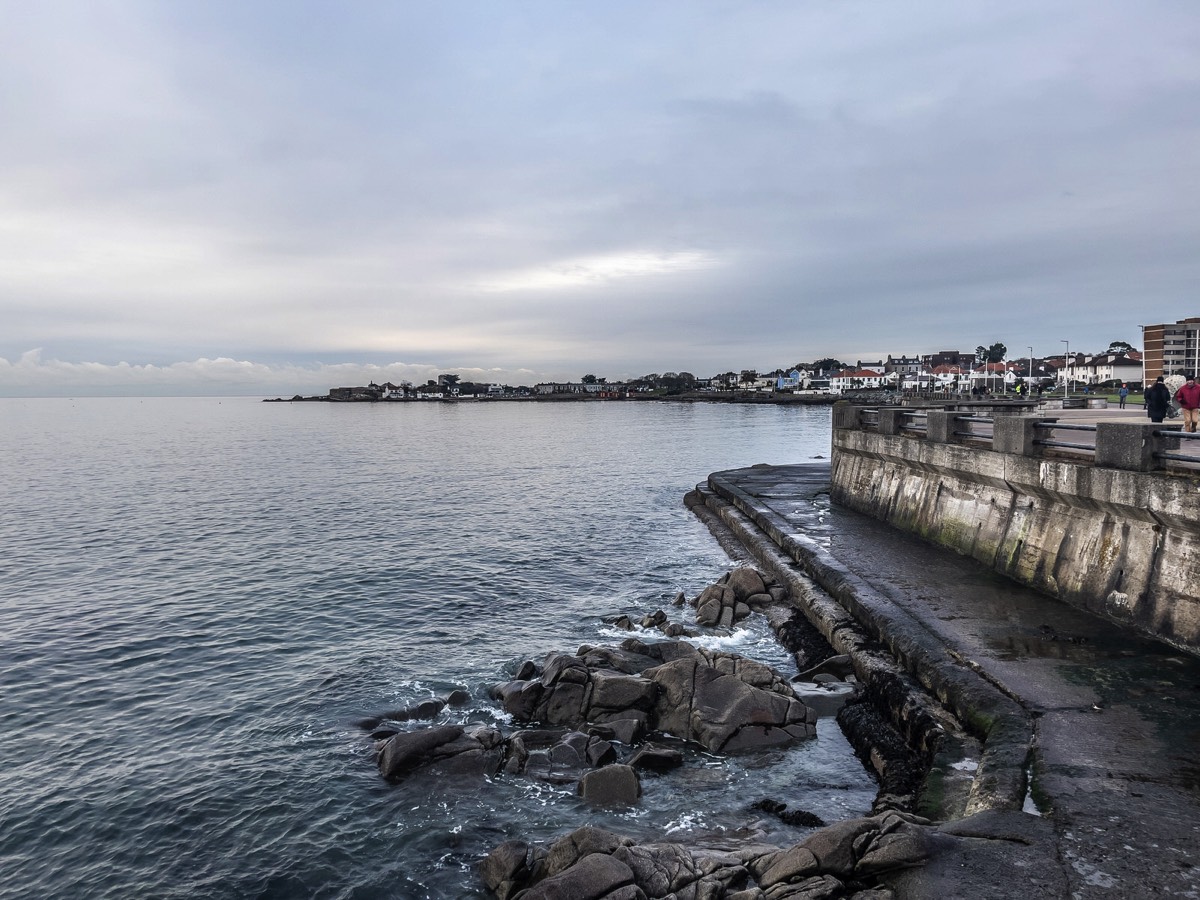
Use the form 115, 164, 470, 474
264, 373, 842, 405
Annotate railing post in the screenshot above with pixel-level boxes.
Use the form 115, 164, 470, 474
993, 416, 1041, 456
925, 410, 958, 444
1095, 422, 1179, 472
878, 408, 905, 436
832, 402, 862, 430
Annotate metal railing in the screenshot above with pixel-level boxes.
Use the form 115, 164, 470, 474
900, 411, 928, 435
840, 405, 1200, 472
1153, 428, 1200, 464
952, 415, 993, 444
1033, 421, 1097, 455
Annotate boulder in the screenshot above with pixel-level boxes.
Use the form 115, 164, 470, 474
694, 571, 766, 628
590, 672, 657, 713
765, 873, 844, 898
647, 656, 815, 753
509, 729, 618, 783
377, 724, 506, 781
520, 852, 640, 900
588, 710, 650, 740
480, 840, 537, 900
628, 744, 684, 772
543, 826, 634, 879
726, 567, 767, 601
515, 660, 540, 681
588, 717, 645, 745
377, 725, 464, 781
578, 764, 641, 806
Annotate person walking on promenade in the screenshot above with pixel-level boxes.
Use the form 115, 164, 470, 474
1118, 384, 1129, 408
1174, 374, 1200, 432
1145, 376, 1172, 423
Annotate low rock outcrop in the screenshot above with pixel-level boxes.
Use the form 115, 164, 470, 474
492, 638, 815, 754
378, 724, 506, 781
481, 812, 932, 899
370, 636, 814, 788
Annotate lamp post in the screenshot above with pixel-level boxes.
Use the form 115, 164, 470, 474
1028, 346, 1034, 396
1061, 339, 1070, 399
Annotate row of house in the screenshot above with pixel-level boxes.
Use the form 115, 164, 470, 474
327, 339, 1168, 401
328, 380, 515, 401
828, 351, 1145, 393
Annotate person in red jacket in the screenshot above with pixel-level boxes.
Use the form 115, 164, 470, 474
1174, 374, 1200, 433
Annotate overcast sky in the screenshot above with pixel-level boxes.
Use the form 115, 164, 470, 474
3, 1, 1197, 396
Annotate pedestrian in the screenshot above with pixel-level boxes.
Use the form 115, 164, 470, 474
1118, 384, 1129, 409
1145, 376, 1172, 423
1174, 374, 1200, 433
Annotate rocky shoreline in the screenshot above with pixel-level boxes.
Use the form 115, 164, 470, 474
358, 566, 948, 899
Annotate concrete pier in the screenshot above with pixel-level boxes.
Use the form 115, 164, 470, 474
689, 462, 1200, 899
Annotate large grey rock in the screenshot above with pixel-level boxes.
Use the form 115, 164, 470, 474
647, 657, 815, 752
520, 852, 640, 900
377, 725, 464, 781
543, 826, 634, 879
590, 672, 657, 712
727, 567, 767, 601
613, 842, 698, 897
850, 812, 930, 876
480, 840, 537, 900
763, 873, 843, 899
754, 847, 819, 888
541, 680, 588, 725
578, 764, 641, 806
628, 744, 684, 771
377, 724, 507, 781
542, 653, 590, 686
513, 730, 617, 783
796, 816, 881, 878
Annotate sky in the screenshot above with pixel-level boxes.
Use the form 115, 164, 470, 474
2, 1, 1198, 396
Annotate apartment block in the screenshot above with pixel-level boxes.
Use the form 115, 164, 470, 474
1142, 317, 1200, 382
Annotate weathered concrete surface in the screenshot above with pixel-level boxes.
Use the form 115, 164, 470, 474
830, 423, 1200, 654
693, 462, 1200, 899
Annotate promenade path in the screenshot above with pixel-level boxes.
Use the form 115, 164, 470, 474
701, 462, 1200, 898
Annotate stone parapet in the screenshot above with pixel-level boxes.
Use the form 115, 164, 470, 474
829, 425, 1200, 656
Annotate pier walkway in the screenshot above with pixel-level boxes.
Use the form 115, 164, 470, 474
694, 462, 1200, 898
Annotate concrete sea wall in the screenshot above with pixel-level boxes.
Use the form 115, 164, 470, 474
830, 405, 1200, 655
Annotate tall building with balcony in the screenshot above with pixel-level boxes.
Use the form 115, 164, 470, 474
1142, 317, 1200, 382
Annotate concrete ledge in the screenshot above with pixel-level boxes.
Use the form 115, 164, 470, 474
704, 471, 1032, 818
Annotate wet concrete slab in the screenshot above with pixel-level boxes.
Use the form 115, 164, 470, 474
703, 462, 1200, 899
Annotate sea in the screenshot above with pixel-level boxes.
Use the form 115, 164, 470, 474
0, 397, 878, 899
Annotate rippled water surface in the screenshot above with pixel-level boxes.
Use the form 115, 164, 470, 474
0, 397, 875, 898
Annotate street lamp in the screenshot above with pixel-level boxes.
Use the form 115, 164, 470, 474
1061, 340, 1070, 400
1028, 346, 1034, 396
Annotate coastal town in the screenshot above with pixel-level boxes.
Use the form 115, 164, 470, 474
283, 315, 1200, 403
288, 340, 1154, 402
274, 315, 1200, 405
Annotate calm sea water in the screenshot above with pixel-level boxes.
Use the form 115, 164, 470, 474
0, 397, 876, 899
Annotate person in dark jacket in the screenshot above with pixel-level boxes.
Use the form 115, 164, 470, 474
1145, 376, 1172, 423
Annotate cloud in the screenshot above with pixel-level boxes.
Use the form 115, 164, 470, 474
0, 349, 541, 398
477, 250, 720, 292
0, 2, 1197, 390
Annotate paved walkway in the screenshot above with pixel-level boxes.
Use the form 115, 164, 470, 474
698, 463, 1200, 898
